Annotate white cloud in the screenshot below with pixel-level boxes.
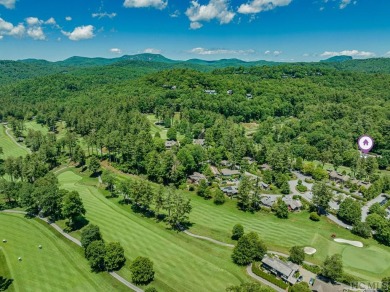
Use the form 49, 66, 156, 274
302, 53, 310, 57
189, 47, 255, 55
0, 35, 3, 40
45, 17, 57, 25
0, 18, 25, 38
383, 51, 390, 57
123, 0, 167, 9
321, 50, 375, 58
27, 26, 45, 40
143, 48, 161, 54
62, 25, 95, 41
186, 0, 235, 29
0, 0, 16, 9
170, 9, 180, 17
264, 50, 281, 56
190, 21, 203, 29
238, 0, 292, 14
25, 17, 42, 26
110, 48, 122, 54
92, 12, 117, 19
273, 50, 282, 56
65, 16, 72, 21
339, 0, 351, 9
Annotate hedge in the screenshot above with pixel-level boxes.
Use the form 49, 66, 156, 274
302, 263, 321, 274
252, 263, 289, 289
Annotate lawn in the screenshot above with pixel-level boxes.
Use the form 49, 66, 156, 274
185, 192, 390, 281
57, 170, 250, 292
146, 114, 168, 140
0, 125, 28, 159
23, 121, 49, 136
0, 213, 127, 292
0, 248, 14, 292
100, 167, 390, 282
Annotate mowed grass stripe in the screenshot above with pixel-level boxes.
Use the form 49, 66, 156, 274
58, 171, 248, 292
174, 188, 390, 281
0, 213, 128, 292
0, 125, 28, 159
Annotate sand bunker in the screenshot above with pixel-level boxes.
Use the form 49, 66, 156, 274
304, 247, 317, 255
334, 238, 363, 247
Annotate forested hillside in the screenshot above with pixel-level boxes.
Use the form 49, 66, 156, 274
0, 60, 389, 178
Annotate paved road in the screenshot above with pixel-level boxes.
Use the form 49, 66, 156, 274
246, 264, 286, 292
1, 210, 143, 292
288, 171, 313, 198
361, 193, 387, 222
3, 125, 31, 154
326, 214, 351, 229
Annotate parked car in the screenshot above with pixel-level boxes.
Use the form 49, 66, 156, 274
309, 278, 315, 286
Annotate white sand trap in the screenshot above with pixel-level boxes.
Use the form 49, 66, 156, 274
304, 247, 317, 255
334, 238, 363, 247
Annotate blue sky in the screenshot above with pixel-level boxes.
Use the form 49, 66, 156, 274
0, 0, 389, 61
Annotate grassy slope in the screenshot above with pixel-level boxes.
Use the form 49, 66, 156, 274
0, 248, 15, 292
57, 170, 249, 292
23, 121, 49, 136
0, 125, 28, 159
0, 213, 127, 292
106, 169, 390, 282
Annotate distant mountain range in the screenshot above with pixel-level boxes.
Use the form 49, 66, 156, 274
0, 53, 389, 85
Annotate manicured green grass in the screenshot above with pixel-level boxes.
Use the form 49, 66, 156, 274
57, 170, 250, 292
0, 248, 15, 292
0, 213, 127, 291
0, 125, 28, 159
23, 121, 49, 136
146, 114, 168, 140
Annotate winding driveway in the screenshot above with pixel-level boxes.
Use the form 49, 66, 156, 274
1, 210, 143, 292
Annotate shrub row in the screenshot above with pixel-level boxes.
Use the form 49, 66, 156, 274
252, 263, 289, 289
302, 263, 321, 274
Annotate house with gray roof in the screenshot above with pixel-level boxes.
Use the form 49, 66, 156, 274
261, 255, 299, 285
220, 169, 240, 176
188, 172, 207, 185
260, 196, 279, 208
220, 186, 238, 196
165, 140, 178, 149
282, 195, 302, 211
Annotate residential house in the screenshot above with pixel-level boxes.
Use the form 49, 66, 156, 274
220, 160, 232, 167
193, 139, 205, 147
260, 196, 278, 208
260, 164, 272, 171
227, 90, 233, 95
260, 182, 269, 190
261, 255, 299, 285
188, 172, 207, 185
242, 157, 255, 164
282, 195, 302, 211
165, 140, 177, 149
210, 166, 220, 176
328, 171, 350, 184
204, 90, 217, 95
246, 93, 253, 99
220, 186, 238, 196
220, 169, 240, 176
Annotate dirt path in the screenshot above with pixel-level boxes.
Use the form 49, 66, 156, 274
1, 210, 143, 292
3, 125, 31, 154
